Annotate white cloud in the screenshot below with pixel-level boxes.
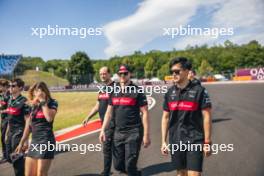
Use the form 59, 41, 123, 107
104, 0, 264, 57
212, 0, 264, 29
103, 0, 200, 57
211, 0, 264, 45
174, 0, 264, 48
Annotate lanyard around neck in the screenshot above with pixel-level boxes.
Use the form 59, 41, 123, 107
8, 95, 23, 107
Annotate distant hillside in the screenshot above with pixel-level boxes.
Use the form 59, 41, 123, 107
18, 70, 69, 87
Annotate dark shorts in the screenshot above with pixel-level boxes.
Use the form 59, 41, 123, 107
170, 141, 204, 172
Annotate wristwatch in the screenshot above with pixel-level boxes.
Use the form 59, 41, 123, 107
39, 100, 47, 107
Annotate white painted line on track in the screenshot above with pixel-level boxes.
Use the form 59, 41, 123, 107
202, 80, 264, 85
57, 129, 102, 144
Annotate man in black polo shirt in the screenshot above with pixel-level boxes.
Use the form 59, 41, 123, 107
188, 69, 201, 86
83, 66, 115, 176
4, 78, 30, 176
99, 65, 151, 176
161, 57, 212, 176
0, 79, 10, 163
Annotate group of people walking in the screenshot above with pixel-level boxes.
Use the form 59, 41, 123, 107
0, 79, 58, 176
83, 57, 212, 176
0, 57, 212, 176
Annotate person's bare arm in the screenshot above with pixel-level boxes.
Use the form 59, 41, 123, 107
5, 122, 9, 143
0, 109, 8, 114
203, 108, 212, 143
203, 108, 212, 157
16, 115, 31, 153
83, 101, 99, 126
42, 104, 57, 122
161, 111, 170, 155
99, 105, 113, 143
140, 105, 151, 148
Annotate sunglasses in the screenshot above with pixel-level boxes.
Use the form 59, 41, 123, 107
118, 72, 129, 76
170, 69, 182, 75
9, 84, 18, 88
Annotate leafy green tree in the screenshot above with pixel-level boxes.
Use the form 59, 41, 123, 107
67, 51, 94, 84
144, 57, 155, 78
133, 56, 145, 78
15, 57, 45, 74
14, 40, 264, 81
198, 59, 213, 76
157, 63, 169, 80
43, 59, 69, 78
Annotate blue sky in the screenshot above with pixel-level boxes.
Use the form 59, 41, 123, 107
0, 0, 263, 60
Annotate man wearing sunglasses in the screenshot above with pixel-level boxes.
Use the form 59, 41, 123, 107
4, 78, 30, 176
99, 65, 151, 176
161, 57, 212, 176
0, 79, 10, 164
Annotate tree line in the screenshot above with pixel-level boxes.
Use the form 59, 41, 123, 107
14, 40, 264, 84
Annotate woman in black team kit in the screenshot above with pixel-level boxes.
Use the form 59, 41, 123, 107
17, 82, 58, 176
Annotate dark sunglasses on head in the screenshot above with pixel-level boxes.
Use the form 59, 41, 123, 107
9, 84, 18, 88
170, 69, 182, 75
118, 72, 129, 76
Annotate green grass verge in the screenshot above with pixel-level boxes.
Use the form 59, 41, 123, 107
52, 92, 99, 131
18, 70, 69, 87
0, 92, 99, 149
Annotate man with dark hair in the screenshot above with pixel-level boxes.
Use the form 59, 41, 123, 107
3, 78, 30, 176
161, 57, 212, 176
83, 66, 115, 176
100, 65, 151, 176
0, 79, 10, 163
188, 69, 201, 85
169, 57, 193, 70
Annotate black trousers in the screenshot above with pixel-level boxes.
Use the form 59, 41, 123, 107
102, 128, 114, 175
113, 127, 143, 176
1, 118, 8, 159
6, 129, 25, 176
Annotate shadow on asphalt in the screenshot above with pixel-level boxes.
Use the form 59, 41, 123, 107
142, 162, 176, 175
212, 118, 232, 123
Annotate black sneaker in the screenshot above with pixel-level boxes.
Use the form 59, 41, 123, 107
117, 171, 127, 175
10, 153, 24, 163
100, 171, 113, 176
137, 170, 142, 176
0, 157, 7, 164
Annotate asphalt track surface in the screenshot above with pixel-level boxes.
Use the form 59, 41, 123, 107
1, 83, 264, 176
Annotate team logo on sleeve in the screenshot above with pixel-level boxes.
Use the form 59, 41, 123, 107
112, 97, 136, 106
203, 90, 211, 103
188, 90, 197, 98
98, 93, 110, 100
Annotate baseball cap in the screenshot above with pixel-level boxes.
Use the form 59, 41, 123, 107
118, 64, 130, 73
